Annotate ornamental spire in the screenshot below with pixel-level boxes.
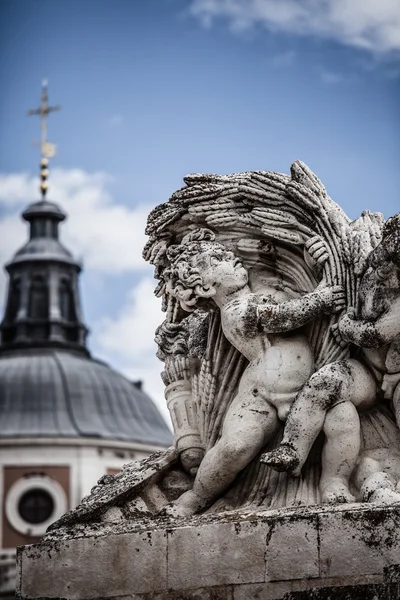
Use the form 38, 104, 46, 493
27, 80, 61, 198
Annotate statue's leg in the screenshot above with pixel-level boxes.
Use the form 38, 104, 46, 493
320, 401, 359, 503
320, 359, 376, 503
168, 377, 279, 517
262, 362, 352, 476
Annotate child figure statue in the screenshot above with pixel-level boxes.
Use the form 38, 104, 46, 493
262, 213, 400, 503
164, 228, 345, 516
337, 213, 400, 414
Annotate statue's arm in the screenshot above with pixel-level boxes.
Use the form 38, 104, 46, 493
338, 301, 400, 349
337, 317, 381, 348
257, 286, 345, 333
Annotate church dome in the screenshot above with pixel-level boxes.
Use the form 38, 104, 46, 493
0, 146, 172, 449
0, 348, 171, 446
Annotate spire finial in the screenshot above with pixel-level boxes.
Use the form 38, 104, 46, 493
27, 80, 61, 198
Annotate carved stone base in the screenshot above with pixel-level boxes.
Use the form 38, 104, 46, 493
17, 502, 400, 600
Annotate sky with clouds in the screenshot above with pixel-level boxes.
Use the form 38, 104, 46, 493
0, 0, 399, 424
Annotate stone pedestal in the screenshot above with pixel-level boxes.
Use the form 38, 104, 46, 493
17, 503, 400, 599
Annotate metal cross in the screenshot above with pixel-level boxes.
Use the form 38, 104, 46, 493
27, 79, 61, 158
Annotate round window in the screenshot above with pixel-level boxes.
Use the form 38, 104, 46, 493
6, 475, 67, 537
18, 488, 55, 524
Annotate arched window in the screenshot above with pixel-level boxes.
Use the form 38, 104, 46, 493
28, 275, 48, 319
59, 278, 75, 322
6, 277, 21, 321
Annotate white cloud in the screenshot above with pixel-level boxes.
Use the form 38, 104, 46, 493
95, 277, 171, 424
189, 0, 400, 54
0, 169, 150, 274
0, 173, 35, 205
97, 278, 162, 359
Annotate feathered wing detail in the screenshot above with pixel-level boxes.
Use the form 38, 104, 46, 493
144, 161, 389, 511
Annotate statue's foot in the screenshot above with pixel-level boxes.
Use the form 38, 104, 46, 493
368, 488, 400, 505
162, 490, 205, 518
321, 478, 355, 504
260, 444, 301, 475
361, 472, 400, 505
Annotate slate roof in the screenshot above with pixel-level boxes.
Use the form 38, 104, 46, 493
0, 348, 172, 447
11, 237, 76, 265
22, 199, 66, 222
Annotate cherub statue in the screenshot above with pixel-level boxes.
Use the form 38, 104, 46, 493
163, 228, 345, 516
44, 167, 400, 536
262, 213, 400, 504
337, 213, 400, 408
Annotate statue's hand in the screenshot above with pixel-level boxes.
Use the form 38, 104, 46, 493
334, 309, 356, 344
331, 322, 348, 348
318, 285, 346, 314
180, 447, 205, 477
382, 372, 400, 400
304, 236, 329, 270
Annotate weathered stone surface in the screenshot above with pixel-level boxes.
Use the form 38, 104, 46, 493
319, 505, 400, 579
48, 448, 178, 531
168, 521, 267, 589
266, 514, 319, 581
17, 504, 400, 600
19, 529, 167, 598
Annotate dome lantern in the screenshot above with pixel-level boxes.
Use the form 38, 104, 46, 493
0, 84, 88, 353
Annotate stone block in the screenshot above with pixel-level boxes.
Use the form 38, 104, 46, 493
319, 505, 400, 579
18, 505, 400, 600
19, 529, 167, 599
167, 520, 267, 590
266, 514, 319, 581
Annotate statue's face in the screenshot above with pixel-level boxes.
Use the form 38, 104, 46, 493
193, 244, 248, 294
360, 261, 400, 320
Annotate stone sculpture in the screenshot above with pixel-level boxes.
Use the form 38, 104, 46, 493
48, 160, 400, 529
19, 161, 400, 600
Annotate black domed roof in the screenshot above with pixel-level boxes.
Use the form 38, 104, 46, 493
11, 237, 75, 265
0, 348, 172, 447
22, 199, 66, 222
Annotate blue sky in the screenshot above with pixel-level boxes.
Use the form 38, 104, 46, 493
0, 0, 399, 420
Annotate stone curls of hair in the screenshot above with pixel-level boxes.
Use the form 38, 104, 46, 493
164, 228, 217, 312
